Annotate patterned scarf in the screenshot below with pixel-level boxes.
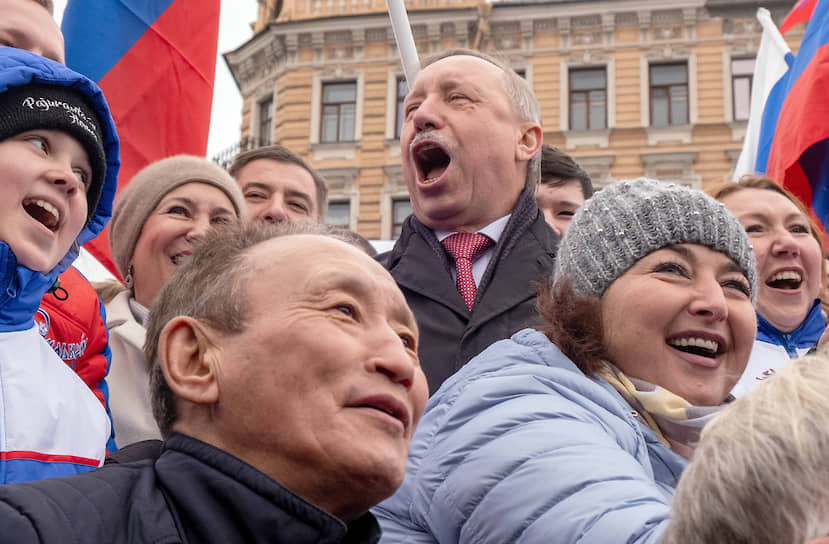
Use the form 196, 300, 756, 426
597, 362, 723, 455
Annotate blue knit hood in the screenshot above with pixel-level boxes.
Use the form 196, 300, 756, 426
0, 47, 120, 330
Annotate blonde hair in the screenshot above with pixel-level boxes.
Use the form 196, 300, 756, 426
665, 355, 829, 544
708, 174, 827, 291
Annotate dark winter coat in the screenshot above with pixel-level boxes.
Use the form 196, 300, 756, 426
380, 188, 559, 393
0, 433, 381, 544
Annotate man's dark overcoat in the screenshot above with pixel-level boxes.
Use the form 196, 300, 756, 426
380, 188, 559, 393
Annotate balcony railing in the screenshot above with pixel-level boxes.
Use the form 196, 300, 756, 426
211, 136, 265, 170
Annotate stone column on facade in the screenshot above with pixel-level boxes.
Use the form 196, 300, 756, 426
638, 10, 651, 44
682, 7, 697, 41
521, 19, 533, 51
285, 33, 298, 64
428, 22, 441, 54
312, 31, 324, 64
455, 21, 469, 49
558, 16, 570, 50
601, 13, 614, 49
354, 29, 366, 59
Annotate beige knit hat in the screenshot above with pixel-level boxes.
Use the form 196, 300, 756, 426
109, 154, 246, 281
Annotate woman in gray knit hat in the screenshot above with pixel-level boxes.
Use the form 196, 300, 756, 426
376, 178, 758, 544
97, 154, 245, 447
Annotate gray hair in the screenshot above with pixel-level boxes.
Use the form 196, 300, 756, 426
420, 48, 542, 188
664, 355, 829, 544
145, 221, 353, 436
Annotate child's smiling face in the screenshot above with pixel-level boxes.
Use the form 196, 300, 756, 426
0, 129, 90, 272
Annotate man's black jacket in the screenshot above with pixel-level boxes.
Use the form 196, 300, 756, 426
0, 433, 380, 544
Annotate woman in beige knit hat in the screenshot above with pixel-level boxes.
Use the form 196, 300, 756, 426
97, 154, 245, 448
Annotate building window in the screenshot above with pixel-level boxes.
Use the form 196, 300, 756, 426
650, 63, 688, 126
395, 77, 408, 139
392, 197, 411, 237
732, 58, 755, 121
325, 200, 351, 227
569, 68, 607, 130
258, 97, 273, 146
321, 82, 356, 143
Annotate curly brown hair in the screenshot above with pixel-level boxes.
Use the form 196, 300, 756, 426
536, 278, 606, 375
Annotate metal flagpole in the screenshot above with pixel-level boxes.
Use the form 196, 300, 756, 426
385, 0, 420, 87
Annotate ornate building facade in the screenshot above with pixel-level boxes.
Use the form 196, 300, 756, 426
223, 0, 794, 239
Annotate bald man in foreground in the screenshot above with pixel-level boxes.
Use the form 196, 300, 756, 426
0, 223, 428, 544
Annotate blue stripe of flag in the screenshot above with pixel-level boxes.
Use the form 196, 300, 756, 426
61, 0, 175, 82
754, 51, 795, 173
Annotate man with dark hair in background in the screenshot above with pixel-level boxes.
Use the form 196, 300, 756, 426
535, 143, 593, 236
230, 144, 329, 224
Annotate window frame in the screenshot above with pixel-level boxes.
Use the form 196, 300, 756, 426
731, 57, 755, 122
258, 96, 273, 147
391, 197, 412, 238
568, 67, 607, 131
324, 199, 352, 228
320, 81, 357, 143
649, 62, 689, 127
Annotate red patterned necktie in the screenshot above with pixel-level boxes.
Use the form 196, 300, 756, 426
441, 232, 494, 310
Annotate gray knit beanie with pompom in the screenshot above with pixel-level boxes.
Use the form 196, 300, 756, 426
553, 178, 757, 303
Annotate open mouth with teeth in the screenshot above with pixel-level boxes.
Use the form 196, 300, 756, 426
23, 198, 60, 232
766, 270, 802, 290
667, 337, 721, 359
414, 142, 451, 185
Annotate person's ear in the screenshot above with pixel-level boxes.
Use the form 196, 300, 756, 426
158, 316, 221, 405
516, 122, 542, 163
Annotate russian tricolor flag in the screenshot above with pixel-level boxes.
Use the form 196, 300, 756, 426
738, 2, 829, 233
62, 0, 220, 276
765, 0, 829, 230
734, 8, 793, 179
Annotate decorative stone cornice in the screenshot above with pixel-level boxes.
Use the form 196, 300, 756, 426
225, 0, 755, 98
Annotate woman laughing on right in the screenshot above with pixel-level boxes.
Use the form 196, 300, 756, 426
709, 175, 826, 396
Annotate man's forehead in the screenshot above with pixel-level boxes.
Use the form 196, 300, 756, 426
240, 160, 315, 190
414, 55, 504, 90
246, 235, 379, 280
245, 235, 413, 318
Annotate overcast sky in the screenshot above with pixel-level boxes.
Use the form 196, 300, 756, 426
52, 0, 259, 159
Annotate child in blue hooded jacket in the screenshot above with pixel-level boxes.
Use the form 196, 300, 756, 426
0, 46, 119, 483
